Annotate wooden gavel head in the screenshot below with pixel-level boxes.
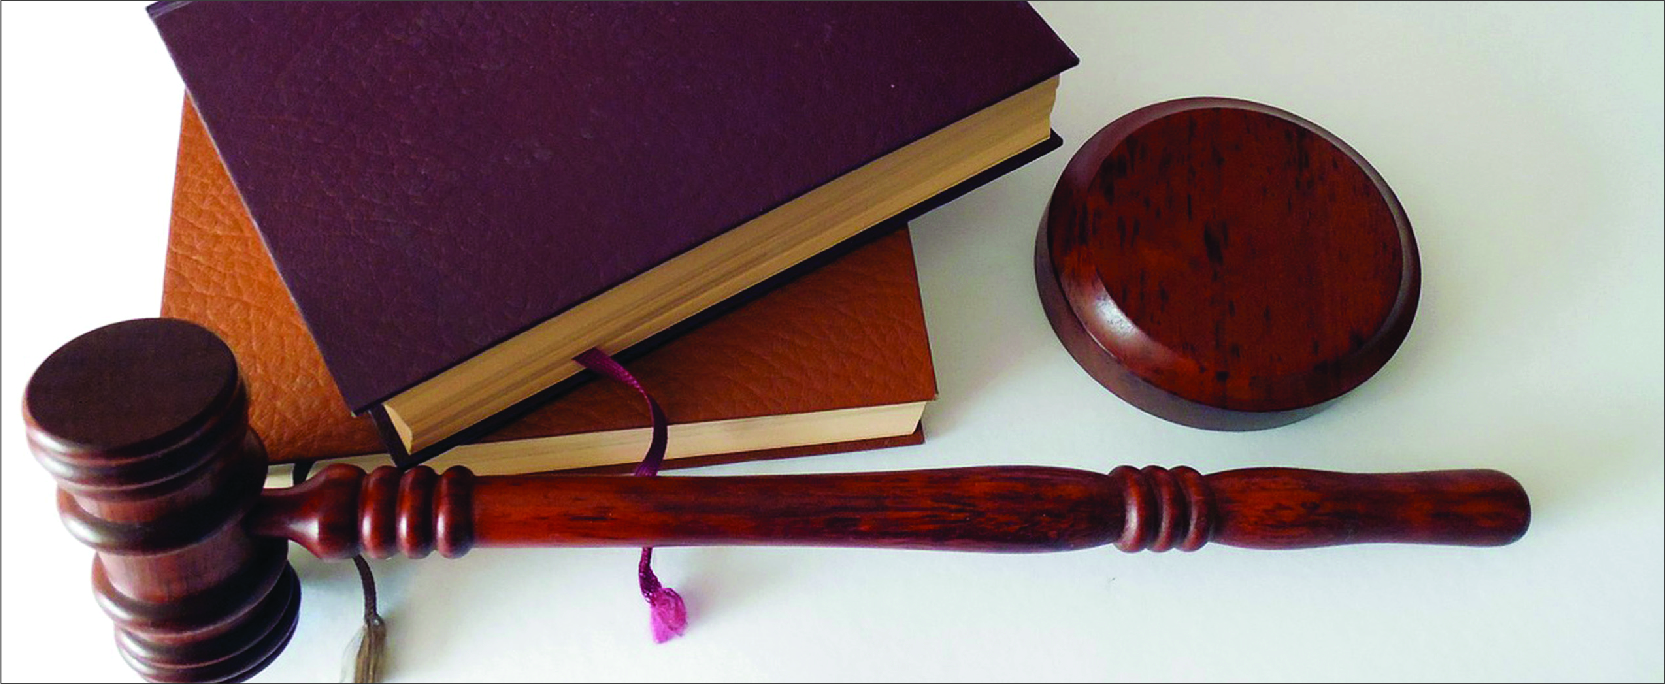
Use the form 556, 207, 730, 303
24, 318, 295, 683
25, 318, 1531, 684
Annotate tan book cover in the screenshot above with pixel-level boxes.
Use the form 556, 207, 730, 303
161, 102, 937, 476
151, 3, 1071, 461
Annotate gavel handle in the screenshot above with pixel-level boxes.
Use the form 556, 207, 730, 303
252, 465, 1530, 560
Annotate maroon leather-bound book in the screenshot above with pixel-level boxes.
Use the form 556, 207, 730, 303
148, 1, 1077, 462
164, 99, 937, 476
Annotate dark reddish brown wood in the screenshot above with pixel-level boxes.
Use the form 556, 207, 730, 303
25, 319, 1528, 683
484, 465, 1524, 549
396, 466, 439, 558
434, 466, 476, 558
1206, 468, 1530, 548
248, 463, 1527, 557
24, 319, 297, 684
469, 466, 1119, 551
359, 466, 400, 559
1038, 97, 1419, 430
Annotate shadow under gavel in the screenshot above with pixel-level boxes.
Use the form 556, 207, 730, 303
24, 319, 1529, 683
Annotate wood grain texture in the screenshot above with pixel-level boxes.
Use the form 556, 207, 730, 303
1206, 468, 1530, 548
1038, 97, 1419, 429
249, 463, 1527, 558
24, 319, 297, 683
25, 319, 1527, 683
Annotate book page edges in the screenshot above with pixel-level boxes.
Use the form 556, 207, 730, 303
384, 77, 1058, 452
266, 401, 928, 486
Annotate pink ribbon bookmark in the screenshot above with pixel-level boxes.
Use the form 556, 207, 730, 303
574, 348, 687, 643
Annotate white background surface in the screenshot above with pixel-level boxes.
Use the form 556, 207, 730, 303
3, 2, 1661, 682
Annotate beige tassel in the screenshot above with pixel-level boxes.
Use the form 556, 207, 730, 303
344, 555, 387, 683
349, 613, 387, 683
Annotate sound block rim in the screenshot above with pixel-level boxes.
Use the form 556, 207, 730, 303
1036, 97, 1420, 431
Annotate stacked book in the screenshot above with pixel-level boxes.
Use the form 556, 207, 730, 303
150, 2, 1077, 475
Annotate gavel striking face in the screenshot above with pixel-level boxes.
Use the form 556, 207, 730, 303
25, 319, 1530, 683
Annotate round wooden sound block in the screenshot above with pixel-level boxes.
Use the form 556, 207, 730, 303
1036, 98, 1419, 430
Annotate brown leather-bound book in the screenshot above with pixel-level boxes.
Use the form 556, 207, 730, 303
161, 102, 936, 477
149, 2, 1074, 463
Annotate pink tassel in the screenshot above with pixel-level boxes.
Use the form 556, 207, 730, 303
640, 547, 686, 642
648, 589, 687, 643
647, 590, 687, 643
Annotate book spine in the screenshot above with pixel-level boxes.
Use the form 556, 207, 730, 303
367, 407, 414, 466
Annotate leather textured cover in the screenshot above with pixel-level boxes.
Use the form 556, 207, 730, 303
161, 102, 935, 466
148, 1, 1077, 411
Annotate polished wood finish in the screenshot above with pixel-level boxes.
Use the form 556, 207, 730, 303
1201, 467, 1527, 549
252, 465, 477, 560
24, 319, 297, 683
1038, 98, 1419, 430
25, 319, 1526, 683
251, 463, 1526, 558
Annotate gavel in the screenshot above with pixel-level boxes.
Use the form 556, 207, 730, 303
25, 319, 1530, 683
